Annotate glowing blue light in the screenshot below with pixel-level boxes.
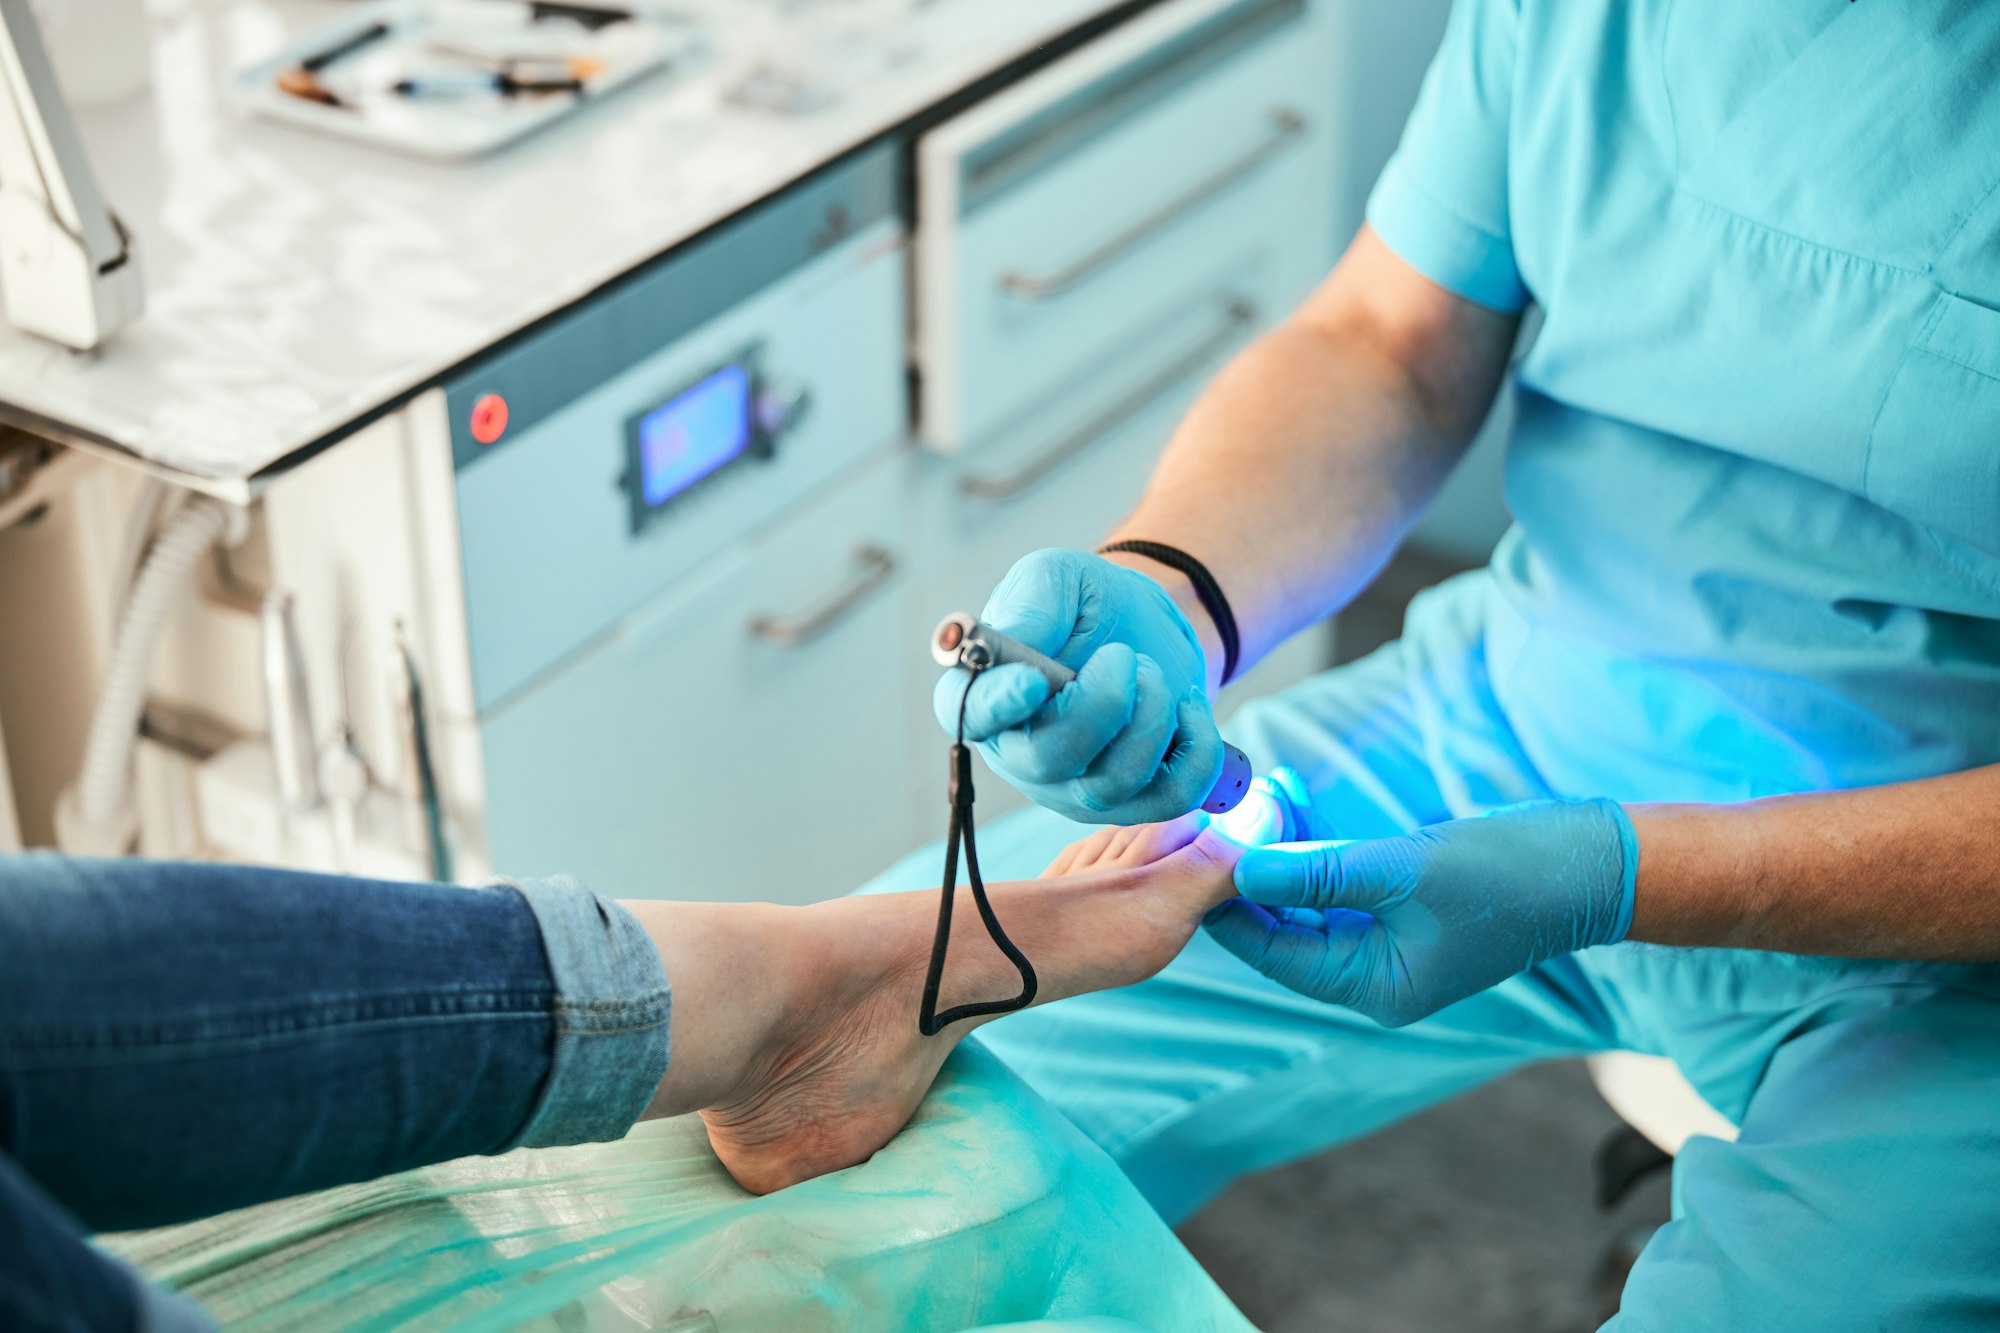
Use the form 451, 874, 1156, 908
1211, 781, 1284, 851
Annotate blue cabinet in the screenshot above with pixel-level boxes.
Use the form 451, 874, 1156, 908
480, 450, 917, 902
453, 149, 916, 902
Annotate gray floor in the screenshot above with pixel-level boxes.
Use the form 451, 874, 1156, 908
1177, 1061, 1671, 1332
1173, 547, 1672, 1332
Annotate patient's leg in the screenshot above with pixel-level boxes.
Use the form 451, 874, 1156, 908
629, 789, 1282, 1195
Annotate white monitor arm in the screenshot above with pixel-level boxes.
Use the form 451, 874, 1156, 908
0, 0, 143, 350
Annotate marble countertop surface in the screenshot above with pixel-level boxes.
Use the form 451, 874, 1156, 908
2, 0, 1141, 498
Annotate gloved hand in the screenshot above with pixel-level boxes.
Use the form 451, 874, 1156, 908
934, 548, 1222, 824
1204, 798, 1638, 1027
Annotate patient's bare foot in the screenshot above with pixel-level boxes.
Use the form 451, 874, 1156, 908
688, 785, 1284, 1194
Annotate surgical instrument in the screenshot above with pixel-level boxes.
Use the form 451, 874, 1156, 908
931, 612, 1255, 815
919, 646, 1037, 1036
917, 610, 1257, 1035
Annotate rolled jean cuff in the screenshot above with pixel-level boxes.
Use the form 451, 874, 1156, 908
500, 875, 671, 1149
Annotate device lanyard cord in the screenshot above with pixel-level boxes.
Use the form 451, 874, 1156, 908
917, 670, 1040, 1036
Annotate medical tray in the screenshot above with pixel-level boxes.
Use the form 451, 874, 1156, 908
234, 0, 698, 160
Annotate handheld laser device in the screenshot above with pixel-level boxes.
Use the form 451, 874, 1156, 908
931, 612, 1254, 815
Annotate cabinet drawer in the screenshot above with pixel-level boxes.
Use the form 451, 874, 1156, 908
479, 450, 917, 905
915, 293, 1255, 600
915, 0, 1328, 454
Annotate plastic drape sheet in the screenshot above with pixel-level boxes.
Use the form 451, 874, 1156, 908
103, 1045, 1254, 1333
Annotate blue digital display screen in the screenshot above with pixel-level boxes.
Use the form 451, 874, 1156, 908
635, 364, 753, 508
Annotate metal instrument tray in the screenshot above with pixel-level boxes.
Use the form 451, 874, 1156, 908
235, 0, 696, 160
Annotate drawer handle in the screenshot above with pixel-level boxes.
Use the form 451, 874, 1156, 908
997, 106, 1307, 303
961, 297, 1258, 503
748, 545, 898, 649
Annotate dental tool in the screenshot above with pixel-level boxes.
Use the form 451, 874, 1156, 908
930, 613, 1255, 815
389, 623, 452, 883
260, 591, 320, 813
916, 612, 1257, 1036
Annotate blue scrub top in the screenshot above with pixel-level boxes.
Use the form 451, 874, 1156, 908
1367, 0, 2000, 804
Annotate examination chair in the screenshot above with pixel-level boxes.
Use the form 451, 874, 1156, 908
103, 1045, 1253, 1333
1583, 1053, 1741, 1315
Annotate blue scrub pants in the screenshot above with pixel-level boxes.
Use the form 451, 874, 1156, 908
866, 573, 2000, 1330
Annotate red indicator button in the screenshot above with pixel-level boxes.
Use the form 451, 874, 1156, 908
470, 393, 509, 445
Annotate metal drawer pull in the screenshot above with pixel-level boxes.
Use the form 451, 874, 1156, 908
961, 297, 1258, 503
997, 107, 1307, 303
749, 544, 898, 649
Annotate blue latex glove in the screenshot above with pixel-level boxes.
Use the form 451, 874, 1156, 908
934, 548, 1222, 824
1204, 798, 1638, 1027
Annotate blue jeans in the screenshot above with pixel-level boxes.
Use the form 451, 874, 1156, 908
0, 854, 671, 1331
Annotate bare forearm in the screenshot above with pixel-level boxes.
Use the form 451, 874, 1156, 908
1104, 227, 1517, 684
1105, 321, 1452, 682
1627, 764, 2000, 960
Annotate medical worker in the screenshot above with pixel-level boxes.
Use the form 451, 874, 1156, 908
923, 2, 2000, 1325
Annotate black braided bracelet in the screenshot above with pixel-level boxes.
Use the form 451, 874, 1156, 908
1099, 539, 1242, 686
